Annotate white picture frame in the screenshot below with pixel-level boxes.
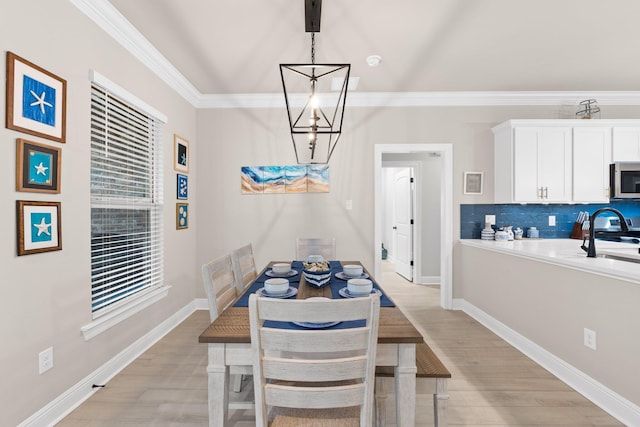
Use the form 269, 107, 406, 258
463, 171, 483, 195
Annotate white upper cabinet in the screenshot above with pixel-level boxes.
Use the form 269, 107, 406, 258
612, 127, 640, 161
493, 120, 640, 204
572, 127, 611, 203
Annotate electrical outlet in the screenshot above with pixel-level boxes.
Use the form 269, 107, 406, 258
584, 328, 597, 350
485, 215, 496, 225
39, 347, 54, 374
345, 200, 352, 210
549, 215, 556, 226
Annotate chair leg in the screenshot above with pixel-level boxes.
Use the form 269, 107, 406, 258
375, 377, 390, 427
232, 374, 243, 393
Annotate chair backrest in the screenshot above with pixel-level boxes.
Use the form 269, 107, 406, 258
249, 294, 380, 427
202, 254, 238, 322
231, 243, 258, 293
295, 237, 336, 260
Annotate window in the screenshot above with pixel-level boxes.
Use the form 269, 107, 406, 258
89, 72, 165, 320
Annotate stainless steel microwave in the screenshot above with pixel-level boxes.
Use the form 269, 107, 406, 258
610, 162, 640, 198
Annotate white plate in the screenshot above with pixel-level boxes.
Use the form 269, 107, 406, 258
335, 271, 369, 280
265, 269, 298, 278
338, 287, 382, 299
256, 286, 298, 299
292, 321, 341, 329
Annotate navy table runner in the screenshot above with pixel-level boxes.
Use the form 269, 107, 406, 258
233, 261, 395, 308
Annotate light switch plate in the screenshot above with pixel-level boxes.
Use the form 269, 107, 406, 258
549, 215, 556, 226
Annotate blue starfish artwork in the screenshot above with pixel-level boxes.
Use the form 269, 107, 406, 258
30, 212, 52, 243
28, 150, 53, 185
22, 75, 56, 127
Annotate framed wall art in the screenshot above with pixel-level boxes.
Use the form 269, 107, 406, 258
16, 138, 61, 193
177, 174, 188, 200
173, 134, 189, 172
463, 171, 483, 195
16, 200, 62, 256
6, 52, 67, 143
176, 203, 189, 229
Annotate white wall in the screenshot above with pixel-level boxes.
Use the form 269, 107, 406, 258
1, 1, 198, 425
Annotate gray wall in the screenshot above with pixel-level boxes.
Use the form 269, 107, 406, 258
460, 244, 640, 409
1, 1, 198, 425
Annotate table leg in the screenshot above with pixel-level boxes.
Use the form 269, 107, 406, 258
395, 343, 416, 427
434, 377, 449, 427
207, 343, 229, 427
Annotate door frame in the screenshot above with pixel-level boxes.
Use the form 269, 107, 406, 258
382, 163, 419, 283
374, 144, 453, 309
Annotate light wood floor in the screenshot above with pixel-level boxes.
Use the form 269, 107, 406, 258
58, 261, 624, 426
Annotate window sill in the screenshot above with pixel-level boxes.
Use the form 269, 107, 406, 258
81, 285, 171, 341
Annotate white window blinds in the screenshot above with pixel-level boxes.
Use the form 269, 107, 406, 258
90, 79, 164, 318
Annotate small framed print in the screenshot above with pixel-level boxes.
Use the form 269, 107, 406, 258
177, 174, 188, 200
464, 171, 483, 195
16, 139, 61, 193
176, 203, 188, 229
17, 200, 62, 256
173, 134, 189, 172
6, 52, 67, 143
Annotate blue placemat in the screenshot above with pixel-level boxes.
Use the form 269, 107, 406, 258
234, 261, 395, 308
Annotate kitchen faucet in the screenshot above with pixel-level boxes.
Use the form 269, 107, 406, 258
582, 207, 629, 258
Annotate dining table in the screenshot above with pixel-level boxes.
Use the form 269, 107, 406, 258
198, 260, 424, 427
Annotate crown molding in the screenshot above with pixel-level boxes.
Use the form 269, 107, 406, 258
70, 0, 201, 106
73, 1, 640, 109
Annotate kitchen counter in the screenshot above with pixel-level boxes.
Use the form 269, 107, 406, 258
460, 238, 640, 285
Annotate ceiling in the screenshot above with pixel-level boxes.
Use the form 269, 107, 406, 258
107, 0, 640, 97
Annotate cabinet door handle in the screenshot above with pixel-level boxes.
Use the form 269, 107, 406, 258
544, 187, 548, 199
538, 187, 543, 199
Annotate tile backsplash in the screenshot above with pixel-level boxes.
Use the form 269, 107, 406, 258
460, 201, 640, 239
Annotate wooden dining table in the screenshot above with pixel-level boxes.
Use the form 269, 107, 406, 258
198, 261, 424, 427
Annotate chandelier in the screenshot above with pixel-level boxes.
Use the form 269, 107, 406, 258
280, 0, 350, 164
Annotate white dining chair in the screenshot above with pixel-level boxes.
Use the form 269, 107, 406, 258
249, 293, 380, 427
202, 254, 253, 394
295, 237, 336, 260
231, 243, 258, 293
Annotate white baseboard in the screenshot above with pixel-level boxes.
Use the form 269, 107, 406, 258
417, 275, 440, 285
458, 299, 640, 427
19, 300, 205, 427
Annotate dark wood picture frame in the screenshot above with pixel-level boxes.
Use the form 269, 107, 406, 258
17, 200, 62, 256
6, 52, 67, 143
16, 138, 61, 193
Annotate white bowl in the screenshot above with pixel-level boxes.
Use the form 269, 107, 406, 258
342, 264, 363, 277
272, 263, 291, 274
307, 254, 324, 263
347, 278, 373, 296
264, 278, 289, 295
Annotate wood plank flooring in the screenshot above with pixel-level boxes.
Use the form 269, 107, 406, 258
58, 261, 623, 426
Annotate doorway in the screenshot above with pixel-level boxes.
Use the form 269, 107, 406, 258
374, 144, 453, 309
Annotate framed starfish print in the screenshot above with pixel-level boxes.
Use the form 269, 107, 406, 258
173, 134, 189, 173
17, 200, 62, 256
6, 52, 67, 143
16, 139, 61, 193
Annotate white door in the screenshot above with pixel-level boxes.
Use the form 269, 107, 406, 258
393, 168, 413, 281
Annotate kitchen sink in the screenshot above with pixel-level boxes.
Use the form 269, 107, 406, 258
596, 247, 640, 263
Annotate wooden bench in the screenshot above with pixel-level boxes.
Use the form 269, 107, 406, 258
375, 342, 451, 427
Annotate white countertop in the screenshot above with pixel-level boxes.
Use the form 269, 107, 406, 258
460, 238, 640, 285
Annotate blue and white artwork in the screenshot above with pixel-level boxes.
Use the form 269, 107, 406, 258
241, 166, 264, 194
22, 75, 56, 127
285, 166, 308, 193
177, 174, 188, 199
307, 165, 330, 193
241, 165, 330, 194
177, 203, 188, 229
28, 150, 52, 185
8, 53, 66, 142
30, 212, 53, 243
262, 166, 286, 193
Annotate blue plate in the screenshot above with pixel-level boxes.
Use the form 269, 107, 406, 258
335, 271, 369, 280
265, 269, 298, 278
